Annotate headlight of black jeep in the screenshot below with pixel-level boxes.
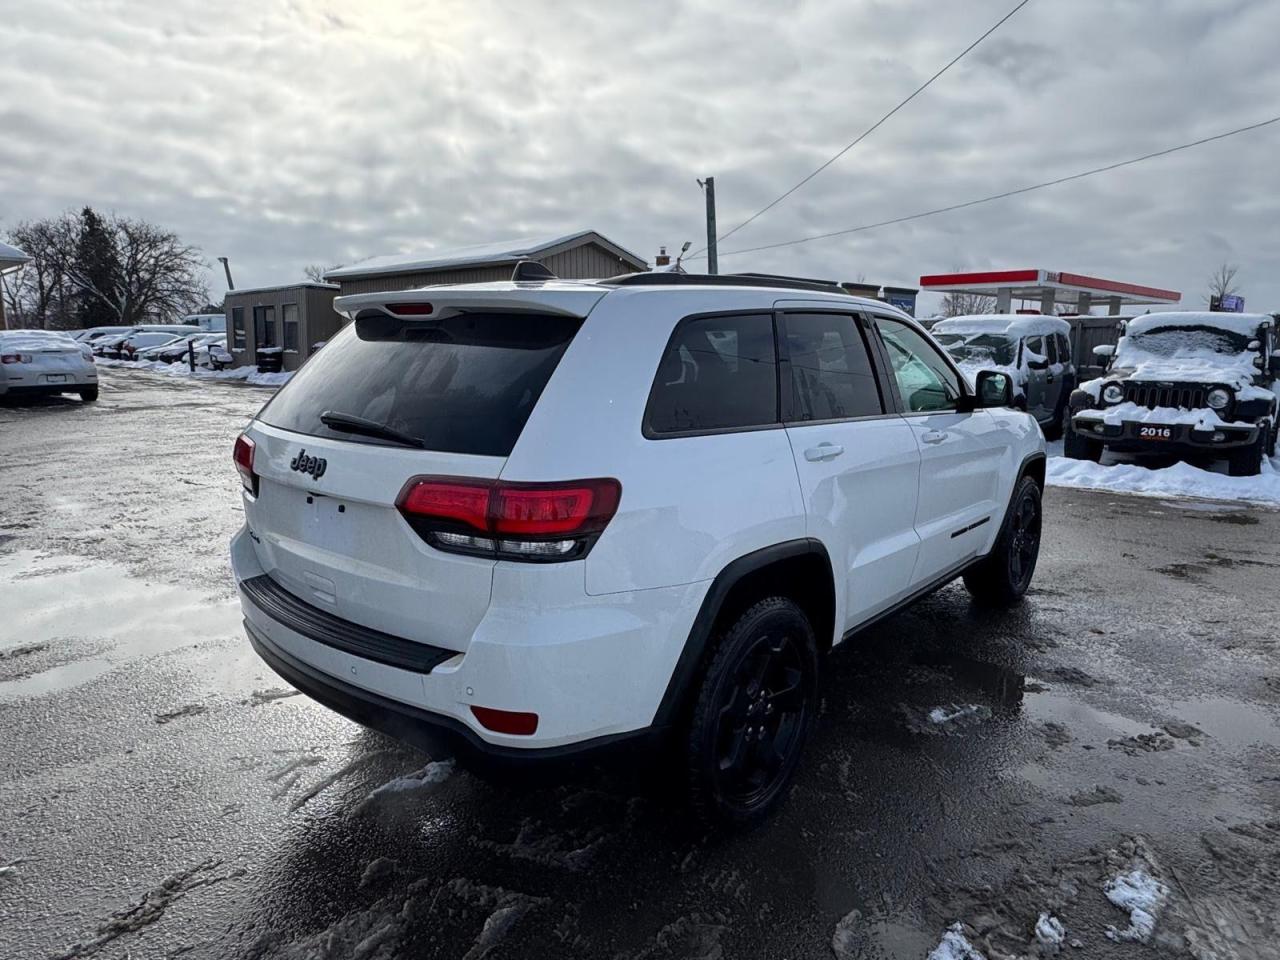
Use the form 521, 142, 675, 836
1101, 383, 1124, 405
1206, 388, 1231, 411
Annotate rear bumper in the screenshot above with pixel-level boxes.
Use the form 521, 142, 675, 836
0, 369, 96, 396
231, 526, 704, 756
1071, 413, 1260, 452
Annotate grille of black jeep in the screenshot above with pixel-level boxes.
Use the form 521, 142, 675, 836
1122, 383, 1205, 410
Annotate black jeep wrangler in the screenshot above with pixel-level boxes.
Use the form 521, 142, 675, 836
1063, 312, 1279, 477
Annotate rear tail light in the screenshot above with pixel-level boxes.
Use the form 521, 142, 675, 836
1, 353, 32, 364
385, 302, 434, 316
470, 705, 539, 736
397, 476, 621, 563
233, 433, 257, 496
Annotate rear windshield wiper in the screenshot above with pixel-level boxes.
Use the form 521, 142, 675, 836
320, 410, 426, 449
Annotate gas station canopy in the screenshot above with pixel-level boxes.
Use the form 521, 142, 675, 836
919, 269, 1181, 315
0, 240, 31, 273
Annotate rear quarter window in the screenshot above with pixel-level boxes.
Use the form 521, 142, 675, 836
644, 313, 779, 435
258, 312, 582, 457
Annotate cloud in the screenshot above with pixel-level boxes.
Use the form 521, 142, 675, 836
2, 0, 1278, 311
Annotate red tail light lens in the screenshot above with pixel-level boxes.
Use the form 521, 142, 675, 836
0, 353, 32, 364
385, 302, 434, 316
470, 705, 539, 736
397, 477, 621, 562
233, 433, 257, 495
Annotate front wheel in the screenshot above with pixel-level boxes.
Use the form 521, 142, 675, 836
1227, 434, 1265, 477
963, 476, 1042, 606
685, 597, 818, 828
1062, 412, 1102, 461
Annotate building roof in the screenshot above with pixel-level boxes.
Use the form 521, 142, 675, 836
919, 269, 1180, 305
324, 230, 647, 281
0, 240, 31, 271
224, 281, 339, 299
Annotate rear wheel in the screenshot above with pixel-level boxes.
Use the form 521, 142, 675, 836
79, 386, 99, 403
963, 476, 1042, 606
1227, 434, 1265, 477
685, 597, 818, 828
1062, 412, 1102, 461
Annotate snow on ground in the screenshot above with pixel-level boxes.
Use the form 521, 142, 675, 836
360, 759, 455, 805
1046, 441, 1280, 506
928, 704, 990, 725
97, 358, 292, 387
1034, 912, 1065, 946
1103, 868, 1169, 943
927, 923, 986, 960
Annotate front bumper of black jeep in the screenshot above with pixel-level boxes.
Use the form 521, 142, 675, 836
1070, 412, 1261, 454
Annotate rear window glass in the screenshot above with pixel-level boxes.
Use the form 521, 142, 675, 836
645, 313, 778, 435
258, 312, 582, 457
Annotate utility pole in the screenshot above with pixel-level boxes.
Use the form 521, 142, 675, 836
698, 177, 718, 275
217, 256, 235, 290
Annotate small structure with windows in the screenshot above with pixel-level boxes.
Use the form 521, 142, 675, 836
224, 282, 340, 371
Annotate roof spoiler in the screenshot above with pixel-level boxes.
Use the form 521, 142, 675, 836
512, 260, 557, 283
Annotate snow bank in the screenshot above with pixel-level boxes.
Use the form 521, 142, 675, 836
98, 358, 292, 388
1104, 868, 1168, 943
927, 923, 986, 960
1046, 441, 1280, 505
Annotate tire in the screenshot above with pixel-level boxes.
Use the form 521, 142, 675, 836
963, 476, 1042, 606
79, 386, 99, 403
1041, 389, 1068, 442
685, 597, 819, 828
1062, 413, 1102, 462
1227, 434, 1265, 477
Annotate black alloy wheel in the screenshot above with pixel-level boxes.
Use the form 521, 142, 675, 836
1007, 487, 1042, 592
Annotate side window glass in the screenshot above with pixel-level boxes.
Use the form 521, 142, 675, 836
875, 317, 963, 413
1025, 335, 1046, 363
1058, 332, 1072, 363
784, 312, 883, 421
1044, 334, 1058, 364
646, 313, 778, 434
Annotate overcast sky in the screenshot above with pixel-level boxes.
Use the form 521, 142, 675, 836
3, 0, 1278, 312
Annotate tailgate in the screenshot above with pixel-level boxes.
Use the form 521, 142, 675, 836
243, 422, 501, 652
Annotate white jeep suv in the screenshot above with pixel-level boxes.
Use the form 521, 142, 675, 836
231, 271, 1045, 823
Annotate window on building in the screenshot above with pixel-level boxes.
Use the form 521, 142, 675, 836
875, 316, 963, 413
645, 313, 779, 434
282, 303, 299, 352
254, 305, 277, 348
231, 307, 246, 350
783, 312, 883, 421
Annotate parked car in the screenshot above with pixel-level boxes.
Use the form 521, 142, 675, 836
1065, 311, 1279, 476
207, 340, 233, 370
0, 329, 98, 402
932, 315, 1076, 439
137, 332, 222, 363
230, 271, 1045, 824
74, 325, 133, 344
120, 330, 199, 360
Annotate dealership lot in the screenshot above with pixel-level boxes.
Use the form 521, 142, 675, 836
2, 370, 1279, 959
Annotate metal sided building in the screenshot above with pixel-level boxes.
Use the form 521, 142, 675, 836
324, 230, 648, 295
225, 282, 341, 371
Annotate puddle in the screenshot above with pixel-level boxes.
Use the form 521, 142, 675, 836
0, 550, 240, 701
1157, 499, 1239, 514
1023, 690, 1154, 742
1160, 696, 1280, 749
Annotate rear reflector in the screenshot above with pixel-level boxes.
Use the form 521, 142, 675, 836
470, 705, 539, 736
233, 433, 257, 495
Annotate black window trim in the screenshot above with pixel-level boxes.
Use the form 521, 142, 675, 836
642, 309, 784, 441
776, 307, 900, 425
867, 311, 973, 418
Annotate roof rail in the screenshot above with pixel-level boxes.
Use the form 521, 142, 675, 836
511, 260, 557, 283
599, 272, 851, 296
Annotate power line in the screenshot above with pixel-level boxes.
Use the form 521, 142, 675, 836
693, 0, 1036, 256
683, 114, 1280, 260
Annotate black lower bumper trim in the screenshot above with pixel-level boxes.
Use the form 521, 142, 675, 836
244, 620, 662, 767
240, 573, 455, 673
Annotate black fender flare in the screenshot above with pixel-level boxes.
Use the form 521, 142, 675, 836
650, 538, 831, 730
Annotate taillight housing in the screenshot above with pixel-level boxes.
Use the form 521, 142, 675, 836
1, 353, 32, 364
397, 476, 621, 563
233, 433, 257, 496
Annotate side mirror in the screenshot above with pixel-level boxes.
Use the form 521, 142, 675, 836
1092, 344, 1116, 359
1026, 357, 1049, 371
973, 370, 1013, 408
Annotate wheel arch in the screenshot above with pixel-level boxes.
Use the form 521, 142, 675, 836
651, 538, 835, 730
1019, 450, 1046, 491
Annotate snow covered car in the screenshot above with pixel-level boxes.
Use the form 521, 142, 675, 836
932, 315, 1075, 439
0, 329, 98, 402
137, 332, 222, 363
1064, 312, 1279, 476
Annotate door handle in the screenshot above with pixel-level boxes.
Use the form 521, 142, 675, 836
1047, 374, 1056, 384
920, 430, 947, 445
804, 442, 845, 462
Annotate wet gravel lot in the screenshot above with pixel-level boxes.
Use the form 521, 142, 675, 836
2, 369, 1279, 960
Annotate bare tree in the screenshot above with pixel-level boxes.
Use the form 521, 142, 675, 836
303, 263, 342, 283
2, 215, 80, 329
1205, 262, 1241, 306
940, 290, 996, 317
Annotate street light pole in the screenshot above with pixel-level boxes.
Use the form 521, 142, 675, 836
217, 256, 235, 291
699, 177, 718, 275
